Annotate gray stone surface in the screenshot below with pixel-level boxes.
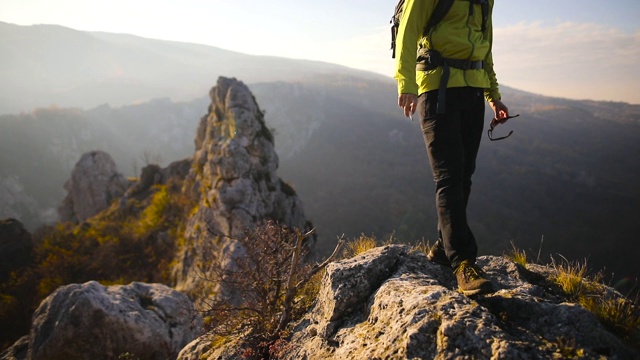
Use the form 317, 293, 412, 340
180, 245, 639, 359
278, 246, 638, 359
57, 150, 129, 223
172, 77, 310, 298
25, 281, 202, 360
177, 335, 246, 360
0, 218, 32, 282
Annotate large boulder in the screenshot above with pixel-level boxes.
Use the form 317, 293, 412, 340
57, 150, 129, 223
283, 246, 638, 359
23, 281, 202, 360
180, 246, 639, 359
173, 77, 311, 298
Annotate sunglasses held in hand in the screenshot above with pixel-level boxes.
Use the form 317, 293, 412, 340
488, 114, 520, 141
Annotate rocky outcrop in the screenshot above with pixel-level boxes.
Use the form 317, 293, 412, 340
57, 150, 129, 223
284, 246, 638, 359
0, 218, 32, 282
173, 77, 311, 297
9, 281, 202, 360
123, 160, 190, 201
2, 77, 311, 358
180, 245, 639, 359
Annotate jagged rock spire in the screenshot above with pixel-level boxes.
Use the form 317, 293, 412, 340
173, 77, 310, 296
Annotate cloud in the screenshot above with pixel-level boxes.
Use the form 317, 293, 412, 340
333, 21, 640, 104
494, 22, 639, 67
492, 22, 640, 103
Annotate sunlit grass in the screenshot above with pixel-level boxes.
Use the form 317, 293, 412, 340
550, 256, 640, 340
504, 241, 527, 266
581, 295, 640, 336
550, 257, 599, 298
135, 185, 170, 236
411, 238, 431, 256
342, 235, 378, 258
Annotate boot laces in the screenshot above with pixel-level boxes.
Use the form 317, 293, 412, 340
455, 261, 482, 281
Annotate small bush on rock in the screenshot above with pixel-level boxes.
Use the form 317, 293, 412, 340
200, 220, 343, 358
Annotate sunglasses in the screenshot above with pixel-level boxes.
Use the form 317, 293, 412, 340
488, 114, 520, 141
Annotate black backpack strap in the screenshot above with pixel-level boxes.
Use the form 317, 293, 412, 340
480, 0, 489, 33
392, 0, 456, 58
425, 0, 489, 114
468, 0, 489, 33
390, 0, 406, 58
423, 0, 455, 37
421, 0, 454, 114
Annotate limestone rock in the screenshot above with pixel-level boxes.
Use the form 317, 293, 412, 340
57, 151, 129, 223
0, 335, 28, 360
124, 164, 163, 199
0, 218, 32, 282
179, 245, 640, 359
276, 246, 638, 359
173, 77, 311, 297
24, 281, 202, 360
160, 159, 191, 184
177, 335, 246, 360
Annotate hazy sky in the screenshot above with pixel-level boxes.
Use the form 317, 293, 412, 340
2, 0, 639, 104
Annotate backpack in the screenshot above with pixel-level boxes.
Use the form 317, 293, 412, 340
390, 0, 490, 114
390, 0, 488, 59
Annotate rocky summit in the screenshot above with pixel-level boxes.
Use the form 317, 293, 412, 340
179, 245, 639, 359
1, 77, 313, 359
172, 77, 310, 298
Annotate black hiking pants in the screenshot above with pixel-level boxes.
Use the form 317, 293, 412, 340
418, 87, 485, 269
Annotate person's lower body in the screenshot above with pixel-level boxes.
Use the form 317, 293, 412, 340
418, 86, 493, 295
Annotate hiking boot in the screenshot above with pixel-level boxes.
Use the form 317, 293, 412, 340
454, 260, 494, 296
426, 241, 450, 266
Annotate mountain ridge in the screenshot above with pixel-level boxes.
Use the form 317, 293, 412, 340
1, 21, 639, 291
0, 21, 388, 114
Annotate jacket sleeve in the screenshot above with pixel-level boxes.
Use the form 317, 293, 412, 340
483, 1, 502, 102
394, 0, 432, 95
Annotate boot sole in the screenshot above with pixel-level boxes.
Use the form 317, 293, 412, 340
459, 284, 494, 296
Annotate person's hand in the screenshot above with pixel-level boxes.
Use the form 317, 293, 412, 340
398, 93, 418, 119
489, 99, 509, 124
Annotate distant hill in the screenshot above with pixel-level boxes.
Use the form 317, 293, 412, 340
0, 21, 385, 114
1, 22, 639, 287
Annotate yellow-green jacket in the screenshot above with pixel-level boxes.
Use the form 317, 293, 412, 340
394, 0, 501, 102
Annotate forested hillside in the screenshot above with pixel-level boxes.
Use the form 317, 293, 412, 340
2, 79, 639, 287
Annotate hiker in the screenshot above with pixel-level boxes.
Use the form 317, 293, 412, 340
393, 0, 510, 295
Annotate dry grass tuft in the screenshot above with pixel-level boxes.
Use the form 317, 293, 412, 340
342, 235, 379, 258
410, 238, 432, 255
504, 242, 528, 266
550, 256, 640, 341
550, 257, 597, 298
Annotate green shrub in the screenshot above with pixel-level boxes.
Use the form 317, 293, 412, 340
0, 179, 195, 351
134, 185, 170, 236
